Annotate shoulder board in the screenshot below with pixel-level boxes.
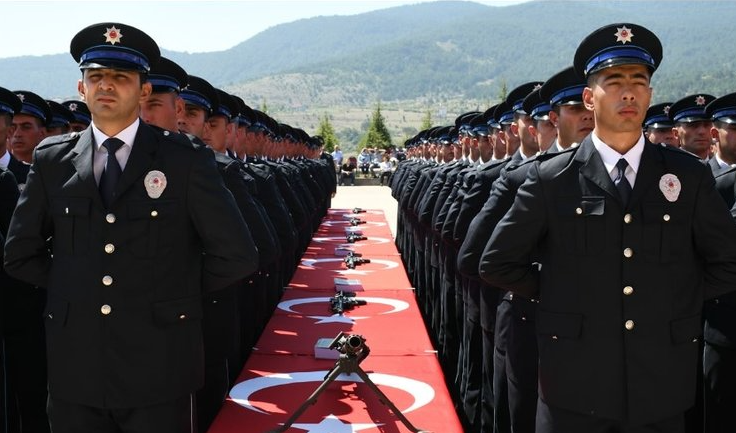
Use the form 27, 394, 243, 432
658, 144, 700, 159
36, 131, 80, 150
715, 166, 736, 178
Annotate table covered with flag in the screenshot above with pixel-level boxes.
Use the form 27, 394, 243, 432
208, 209, 463, 433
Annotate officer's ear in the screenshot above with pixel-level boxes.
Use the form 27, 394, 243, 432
672, 126, 680, 142
583, 87, 594, 112
139, 81, 152, 102
710, 126, 720, 143
77, 79, 86, 102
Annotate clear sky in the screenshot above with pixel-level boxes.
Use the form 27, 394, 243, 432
0, 0, 527, 59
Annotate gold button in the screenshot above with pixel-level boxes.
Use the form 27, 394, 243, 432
101, 304, 112, 315
623, 286, 634, 296
102, 275, 113, 286
47, 313, 54, 319
663, 214, 670, 222
552, 335, 558, 340
150, 210, 158, 218
625, 320, 635, 330
105, 213, 116, 223
104, 243, 115, 254
179, 314, 187, 320
65, 207, 69, 215
575, 207, 583, 215
623, 248, 633, 258
163, 130, 170, 136
624, 214, 632, 224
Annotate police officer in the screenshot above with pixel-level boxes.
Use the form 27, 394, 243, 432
4, 22, 257, 432
45, 100, 75, 137
9, 90, 51, 184
61, 100, 92, 132
643, 102, 677, 147
706, 92, 736, 173
669, 93, 717, 160
481, 23, 736, 433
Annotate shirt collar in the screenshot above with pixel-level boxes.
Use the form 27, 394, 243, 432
592, 132, 645, 178
715, 153, 733, 169
92, 118, 140, 151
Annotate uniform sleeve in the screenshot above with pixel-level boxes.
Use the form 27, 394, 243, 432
693, 165, 736, 299
479, 163, 547, 298
4, 155, 53, 288
188, 148, 258, 291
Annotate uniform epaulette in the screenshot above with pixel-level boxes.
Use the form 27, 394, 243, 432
36, 131, 80, 150
715, 166, 736, 178
659, 144, 700, 159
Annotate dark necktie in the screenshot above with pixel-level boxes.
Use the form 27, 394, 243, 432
614, 158, 632, 206
99, 137, 124, 208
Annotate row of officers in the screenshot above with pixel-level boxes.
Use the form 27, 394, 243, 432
391, 23, 736, 433
0, 23, 337, 432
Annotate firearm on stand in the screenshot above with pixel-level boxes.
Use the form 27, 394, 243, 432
352, 207, 366, 214
346, 232, 367, 243
344, 251, 371, 269
349, 217, 366, 226
329, 291, 367, 315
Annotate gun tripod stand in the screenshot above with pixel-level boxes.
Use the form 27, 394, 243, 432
268, 333, 428, 433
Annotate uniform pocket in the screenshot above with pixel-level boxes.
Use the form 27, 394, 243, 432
555, 196, 605, 255
537, 310, 584, 340
43, 296, 70, 327
670, 314, 702, 345
50, 197, 91, 255
125, 199, 179, 258
152, 294, 203, 326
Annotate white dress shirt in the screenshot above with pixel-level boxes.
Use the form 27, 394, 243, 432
592, 132, 644, 188
92, 118, 139, 185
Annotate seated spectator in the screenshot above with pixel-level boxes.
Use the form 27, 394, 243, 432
340, 156, 357, 186
358, 148, 371, 177
369, 148, 380, 178
378, 154, 393, 186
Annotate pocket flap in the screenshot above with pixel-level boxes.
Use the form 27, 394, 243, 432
152, 295, 203, 325
43, 297, 70, 326
670, 314, 702, 344
127, 200, 178, 220
556, 196, 604, 216
50, 197, 90, 217
537, 310, 583, 339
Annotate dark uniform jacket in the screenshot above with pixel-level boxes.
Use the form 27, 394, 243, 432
480, 136, 736, 425
3, 123, 257, 409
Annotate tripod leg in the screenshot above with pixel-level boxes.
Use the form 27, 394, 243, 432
353, 368, 426, 433
267, 365, 347, 433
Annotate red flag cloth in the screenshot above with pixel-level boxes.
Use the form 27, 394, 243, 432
288, 255, 411, 291
254, 289, 434, 356
208, 353, 463, 433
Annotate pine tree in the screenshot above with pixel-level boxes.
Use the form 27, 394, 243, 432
359, 103, 392, 149
497, 80, 508, 102
316, 114, 339, 152
260, 99, 269, 114
421, 110, 432, 130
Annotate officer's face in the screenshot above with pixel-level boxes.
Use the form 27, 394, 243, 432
711, 123, 736, 162
674, 120, 713, 159
583, 64, 652, 139
646, 127, 678, 147
179, 104, 207, 139
0, 115, 15, 153
78, 69, 151, 130
530, 118, 557, 152
141, 91, 183, 132
553, 104, 594, 147
11, 113, 46, 161
203, 115, 232, 153
69, 122, 87, 133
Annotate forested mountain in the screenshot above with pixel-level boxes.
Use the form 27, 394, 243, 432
0, 0, 733, 141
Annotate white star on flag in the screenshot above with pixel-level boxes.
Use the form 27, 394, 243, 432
335, 269, 371, 276
615, 26, 634, 44
309, 314, 366, 325
289, 414, 381, 433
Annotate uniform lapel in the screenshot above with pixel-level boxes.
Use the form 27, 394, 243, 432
575, 137, 619, 200
70, 128, 105, 209
629, 141, 664, 209
114, 123, 158, 204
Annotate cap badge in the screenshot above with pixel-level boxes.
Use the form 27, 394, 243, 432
16, 94, 24, 102
663, 105, 670, 115
533, 84, 543, 91
695, 95, 706, 106
144, 170, 167, 199
68, 103, 77, 111
659, 174, 681, 202
103, 26, 123, 45
615, 26, 634, 44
